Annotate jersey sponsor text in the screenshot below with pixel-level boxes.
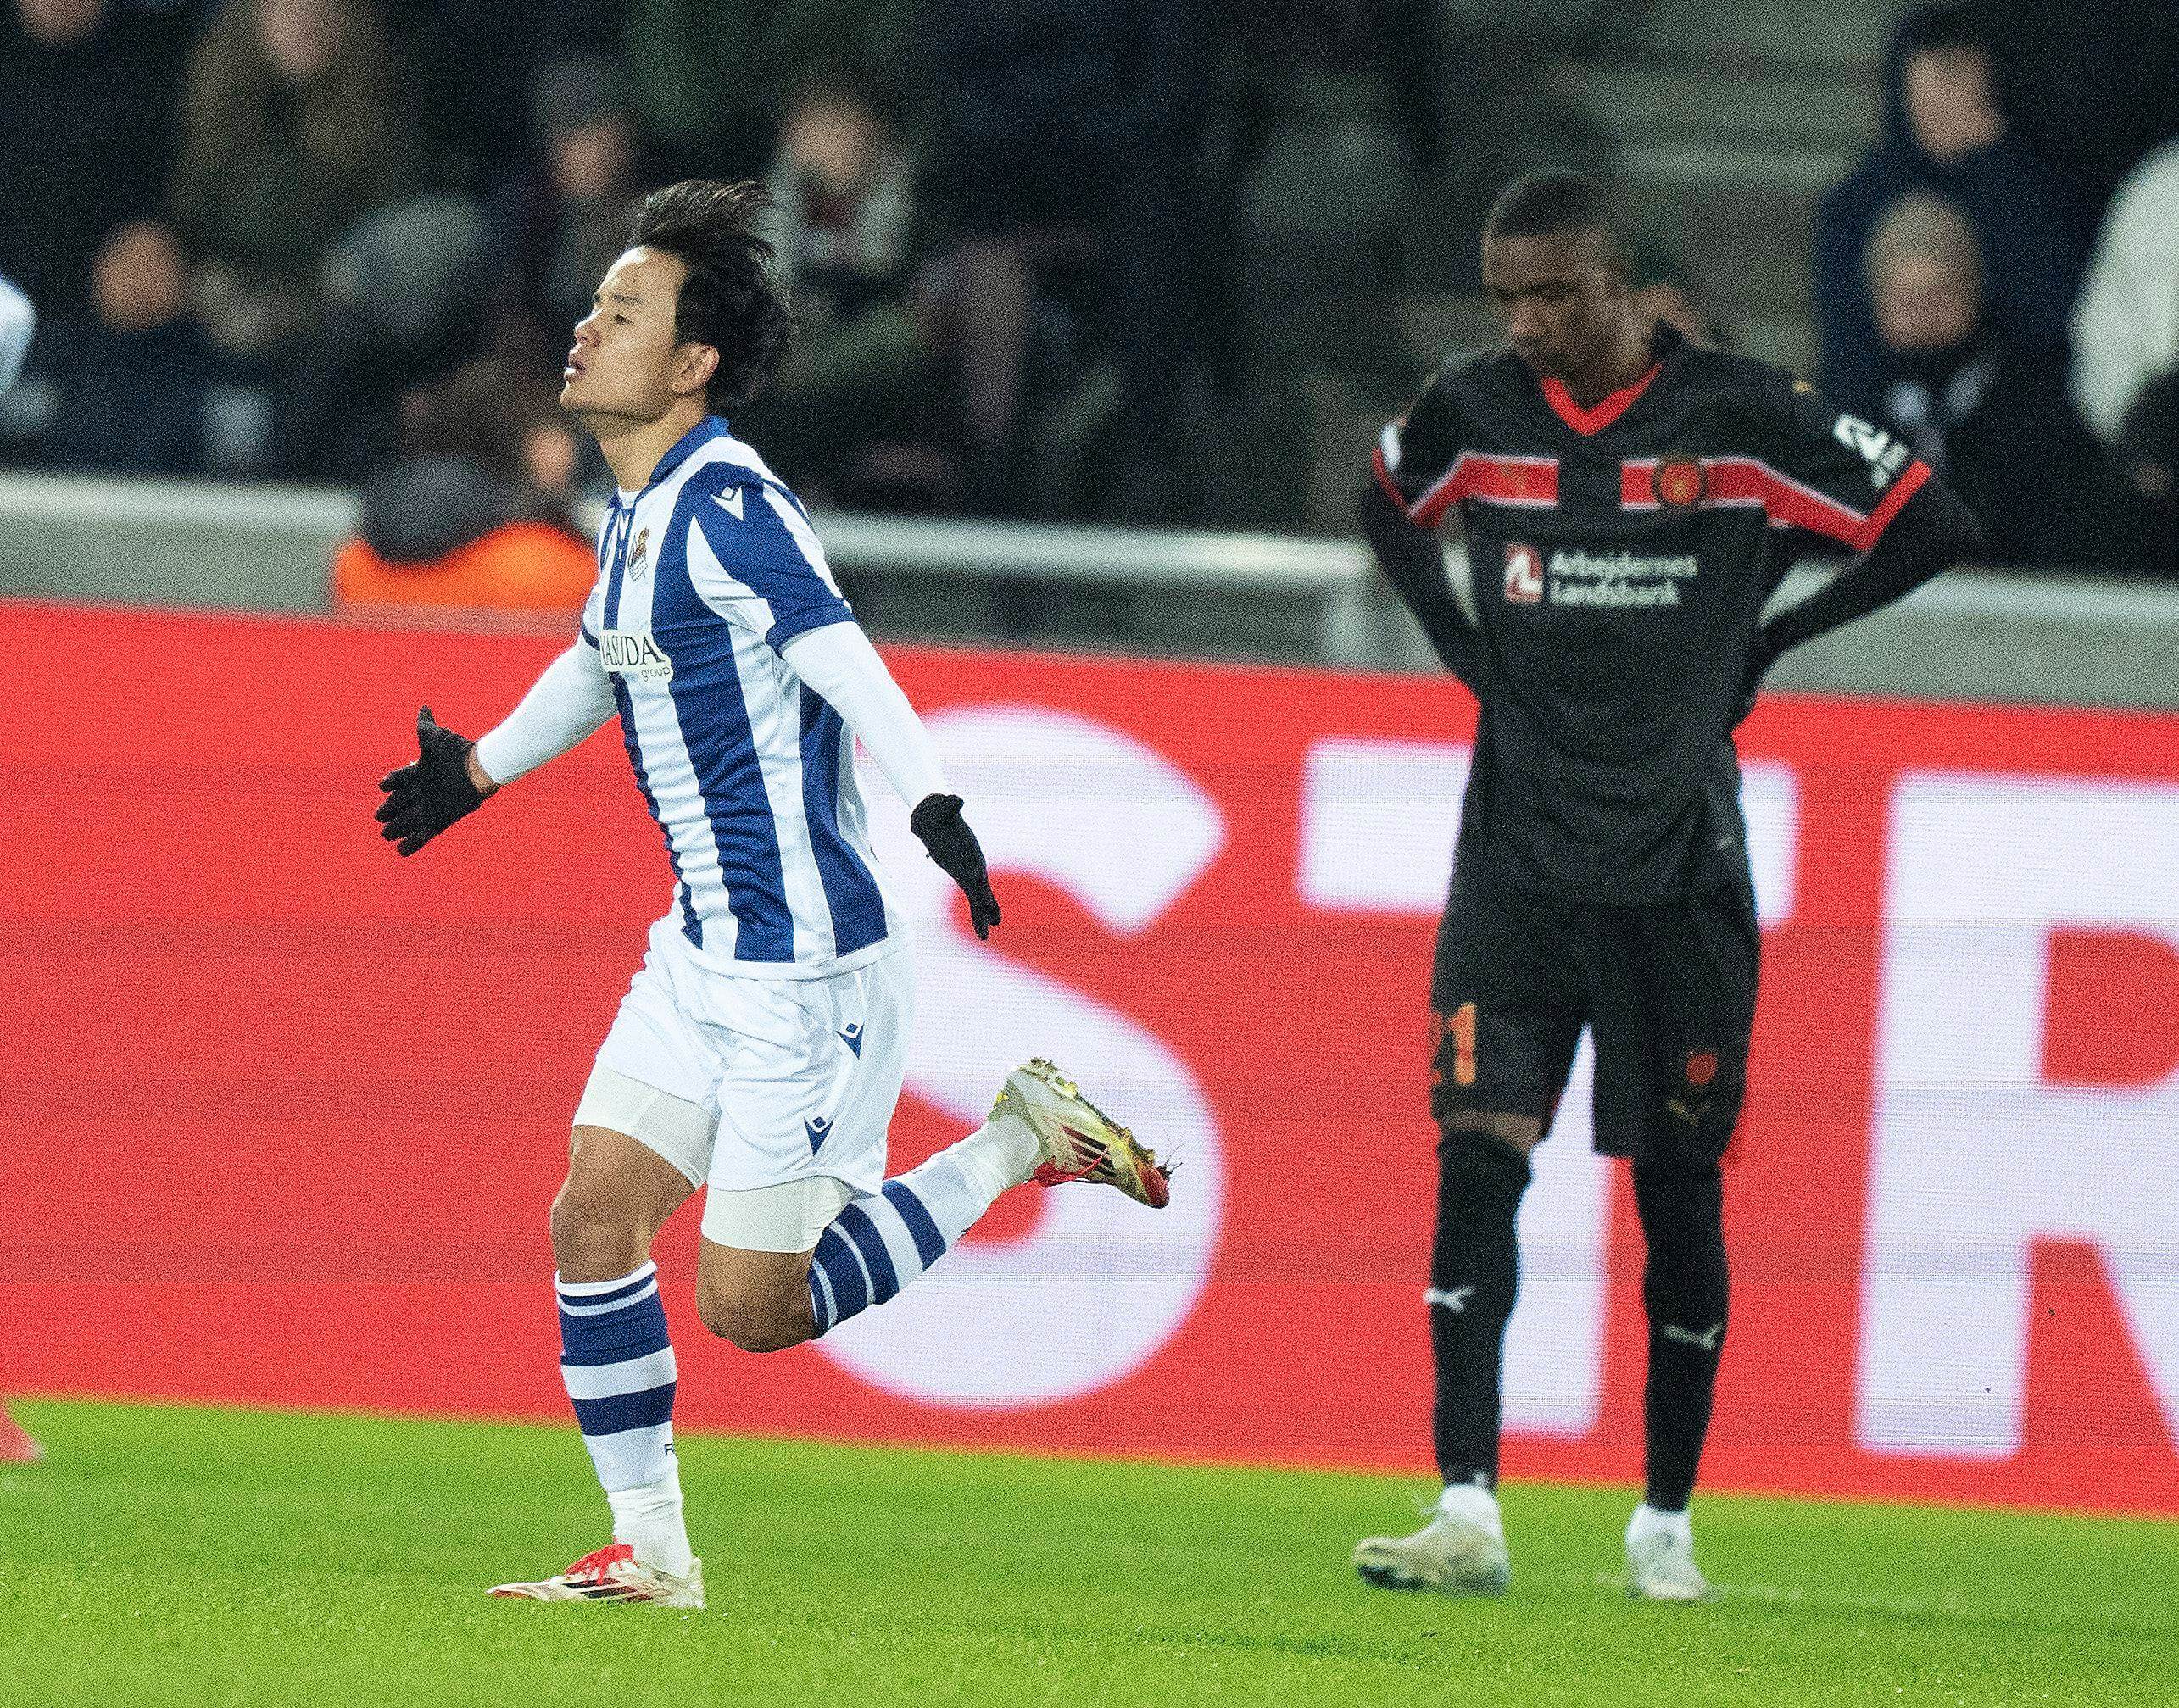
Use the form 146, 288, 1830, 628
599, 628, 673, 681
1551, 547, 1697, 607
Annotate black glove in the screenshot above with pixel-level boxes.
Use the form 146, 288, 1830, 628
910, 793, 1001, 939
376, 705, 488, 855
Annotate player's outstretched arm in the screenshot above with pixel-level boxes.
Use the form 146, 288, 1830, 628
1357, 480, 1482, 684
471, 639, 617, 787
781, 621, 1002, 939
375, 640, 616, 856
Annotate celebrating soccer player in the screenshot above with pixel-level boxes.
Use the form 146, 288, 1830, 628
375, 181, 1171, 1611
1351, 171, 1984, 1600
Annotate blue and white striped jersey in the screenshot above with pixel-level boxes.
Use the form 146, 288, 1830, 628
580, 417, 902, 976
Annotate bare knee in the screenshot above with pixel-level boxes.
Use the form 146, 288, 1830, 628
694, 1277, 812, 1353
551, 1179, 651, 1281
550, 1126, 695, 1282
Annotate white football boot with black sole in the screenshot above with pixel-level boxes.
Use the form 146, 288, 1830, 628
1354, 1509, 1511, 1597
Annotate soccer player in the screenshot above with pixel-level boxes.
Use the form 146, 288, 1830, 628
1351, 171, 1984, 1601
375, 181, 1171, 1611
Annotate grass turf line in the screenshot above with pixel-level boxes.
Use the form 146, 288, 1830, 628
1, 1399, 2174, 1707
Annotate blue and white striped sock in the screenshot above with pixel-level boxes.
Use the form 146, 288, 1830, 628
557, 1261, 692, 1572
805, 1119, 1035, 1336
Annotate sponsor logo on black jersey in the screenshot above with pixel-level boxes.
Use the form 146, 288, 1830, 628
1503, 545, 1700, 610
1503, 542, 1545, 604
1547, 548, 1698, 608
1652, 454, 1708, 509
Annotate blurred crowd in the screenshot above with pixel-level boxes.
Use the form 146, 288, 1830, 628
2, 0, 2177, 598
1814, 0, 2179, 580
0, 0, 1618, 543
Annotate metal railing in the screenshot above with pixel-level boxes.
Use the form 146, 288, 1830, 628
1, 470, 2174, 705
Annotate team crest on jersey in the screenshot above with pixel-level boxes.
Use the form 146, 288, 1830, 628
1652, 454, 1708, 509
599, 627, 673, 682
624, 528, 651, 581
1502, 542, 1545, 604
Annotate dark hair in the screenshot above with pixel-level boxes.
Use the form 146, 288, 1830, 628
631, 179, 796, 414
1897, 2, 1991, 58
1482, 170, 1630, 271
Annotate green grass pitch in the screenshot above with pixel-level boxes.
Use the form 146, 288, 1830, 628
3, 1400, 2175, 1706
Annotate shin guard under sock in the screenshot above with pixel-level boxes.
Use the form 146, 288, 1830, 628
556, 1263, 693, 1572
1428, 1127, 1532, 1489
1632, 1160, 1729, 1512
804, 1114, 1036, 1337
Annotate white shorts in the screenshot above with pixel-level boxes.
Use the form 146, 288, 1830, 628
576, 915, 913, 1232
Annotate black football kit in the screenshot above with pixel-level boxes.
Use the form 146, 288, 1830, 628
1359, 320, 1983, 1505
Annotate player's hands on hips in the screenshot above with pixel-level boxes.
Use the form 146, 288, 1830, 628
910, 793, 1002, 939
376, 706, 488, 855
1735, 633, 1783, 725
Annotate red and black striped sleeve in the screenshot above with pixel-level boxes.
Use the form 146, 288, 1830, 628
1360, 369, 1483, 682
1747, 372, 1935, 554
1371, 370, 1478, 530
1750, 374, 1986, 659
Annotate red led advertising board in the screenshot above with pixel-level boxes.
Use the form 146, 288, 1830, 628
3, 603, 2174, 1513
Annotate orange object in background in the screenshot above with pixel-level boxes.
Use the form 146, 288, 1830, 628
332, 520, 594, 614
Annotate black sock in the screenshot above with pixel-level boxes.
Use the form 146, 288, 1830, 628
1429, 1127, 1532, 1489
1632, 1160, 1729, 1512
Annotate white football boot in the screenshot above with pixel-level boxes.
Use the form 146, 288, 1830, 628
1354, 1488, 1511, 1596
490, 1542, 705, 1609
1624, 1505, 1712, 1602
991, 1058, 1172, 1208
